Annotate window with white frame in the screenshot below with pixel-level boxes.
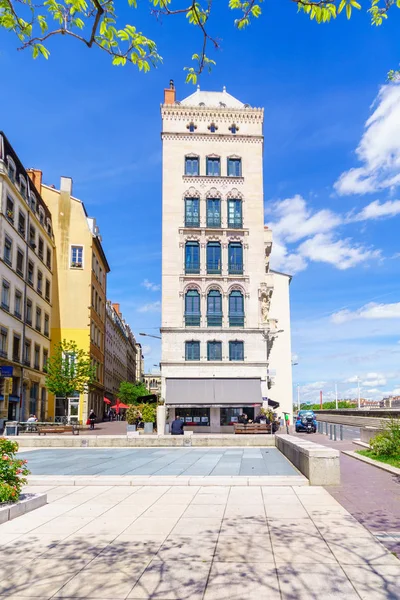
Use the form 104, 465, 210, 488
7, 157, 16, 183
3, 236, 12, 266
71, 245, 83, 268
0, 327, 8, 358
19, 176, 27, 199
1, 280, 10, 311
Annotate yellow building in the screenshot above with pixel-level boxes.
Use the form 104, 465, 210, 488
38, 176, 110, 423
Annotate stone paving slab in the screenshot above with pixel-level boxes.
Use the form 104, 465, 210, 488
19, 447, 298, 477
0, 483, 398, 598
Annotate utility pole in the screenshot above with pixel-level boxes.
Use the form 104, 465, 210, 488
335, 383, 338, 410
357, 377, 361, 409
297, 385, 300, 411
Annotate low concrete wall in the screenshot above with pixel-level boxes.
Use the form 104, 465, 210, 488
15, 434, 276, 448
275, 434, 340, 485
360, 427, 384, 445
315, 409, 399, 429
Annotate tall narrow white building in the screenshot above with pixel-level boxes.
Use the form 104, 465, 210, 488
161, 83, 293, 432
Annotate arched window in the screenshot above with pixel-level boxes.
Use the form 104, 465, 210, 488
229, 291, 244, 327
187, 122, 197, 133
7, 157, 16, 183
185, 241, 200, 274
228, 199, 242, 228
228, 242, 243, 274
207, 290, 222, 327
208, 122, 218, 133
185, 197, 200, 227
207, 242, 221, 274
30, 194, 37, 212
185, 290, 201, 326
206, 198, 221, 228
229, 123, 239, 134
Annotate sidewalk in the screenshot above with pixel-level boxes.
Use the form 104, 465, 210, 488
303, 432, 400, 557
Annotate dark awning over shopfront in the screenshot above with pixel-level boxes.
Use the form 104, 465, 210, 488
166, 378, 262, 406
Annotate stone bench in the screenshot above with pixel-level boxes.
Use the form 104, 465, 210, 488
275, 434, 340, 485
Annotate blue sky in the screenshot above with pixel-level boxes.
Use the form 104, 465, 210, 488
2, 3, 400, 401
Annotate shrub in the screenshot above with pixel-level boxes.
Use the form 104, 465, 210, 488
126, 405, 142, 425
370, 418, 400, 457
141, 404, 157, 423
0, 439, 30, 503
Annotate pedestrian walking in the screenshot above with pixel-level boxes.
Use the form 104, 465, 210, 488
88, 409, 96, 430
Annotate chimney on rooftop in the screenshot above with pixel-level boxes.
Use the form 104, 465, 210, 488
27, 169, 42, 192
164, 79, 176, 105
112, 303, 121, 316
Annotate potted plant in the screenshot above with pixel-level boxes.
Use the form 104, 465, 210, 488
141, 404, 157, 434
126, 405, 141, 433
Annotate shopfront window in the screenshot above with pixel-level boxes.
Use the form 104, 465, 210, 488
178, 407, 210, 426
220, 407, 242, 426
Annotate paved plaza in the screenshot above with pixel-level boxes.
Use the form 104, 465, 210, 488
1, 483, 400, 599
18, 448, 299, 477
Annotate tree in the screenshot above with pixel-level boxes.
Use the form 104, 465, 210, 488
0, 1, 398, 81
45, 339, 95, 400
118, 380, 149, 405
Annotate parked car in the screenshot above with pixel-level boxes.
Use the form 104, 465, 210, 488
295, 410, 317, 433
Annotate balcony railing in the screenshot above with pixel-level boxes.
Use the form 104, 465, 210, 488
228, 220, 243, 229
206, 217, 221, 228
207, 262, 221, 275
229, 315, 244, 327
185, 217, 200, 227
185, 265, 200, 275
228, 264, 244, 275
207, 315, 222, 327
185, 314, 200, 327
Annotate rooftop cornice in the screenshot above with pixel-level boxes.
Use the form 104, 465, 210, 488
161, 104, 264, 120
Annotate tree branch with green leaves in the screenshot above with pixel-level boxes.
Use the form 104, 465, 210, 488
0, 0, 399, 81
45, 339, 95, 400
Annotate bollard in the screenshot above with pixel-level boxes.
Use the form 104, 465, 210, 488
334, 424, 337, 441
329, 424, 333, 440
340, 425, 343, 441
325, 422, 328, 435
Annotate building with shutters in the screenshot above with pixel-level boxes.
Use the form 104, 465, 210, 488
0, 132, 54, 422
160, 83, 293, 432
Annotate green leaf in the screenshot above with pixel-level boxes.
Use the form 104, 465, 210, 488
346, 3, 352, 18
338, 0, 346, 13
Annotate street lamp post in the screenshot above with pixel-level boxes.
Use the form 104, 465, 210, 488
139, 332, 161, 340
357, 376, 361, 409
335, 382, 338, 410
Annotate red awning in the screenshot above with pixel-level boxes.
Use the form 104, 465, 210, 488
111, 402, 129, 410
104, 398, 111, 405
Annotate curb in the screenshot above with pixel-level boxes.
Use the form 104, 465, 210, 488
26, 474, 309, 487
0, 493, 47, 524
342, 450, 400, 476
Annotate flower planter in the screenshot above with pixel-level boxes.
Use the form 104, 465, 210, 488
144, 422, 154, 434
0, 493, 47, 525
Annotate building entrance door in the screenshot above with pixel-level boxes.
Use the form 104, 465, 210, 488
68, 399, 79, 423
242, 407, 255, 421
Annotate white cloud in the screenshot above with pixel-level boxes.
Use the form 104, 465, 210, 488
137, 301, 161, 313
298, 233, 380, 270
335, 84, 400, 194
349, 199, 400, 222
141, 279, 161, 292
332, 302, 400, 324
363, 378, 387, 387
141, 344, 152, 356
266, 195, 341, 243
267, 195, 380, 274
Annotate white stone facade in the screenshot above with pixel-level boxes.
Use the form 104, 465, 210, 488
160, 85, 293, 431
